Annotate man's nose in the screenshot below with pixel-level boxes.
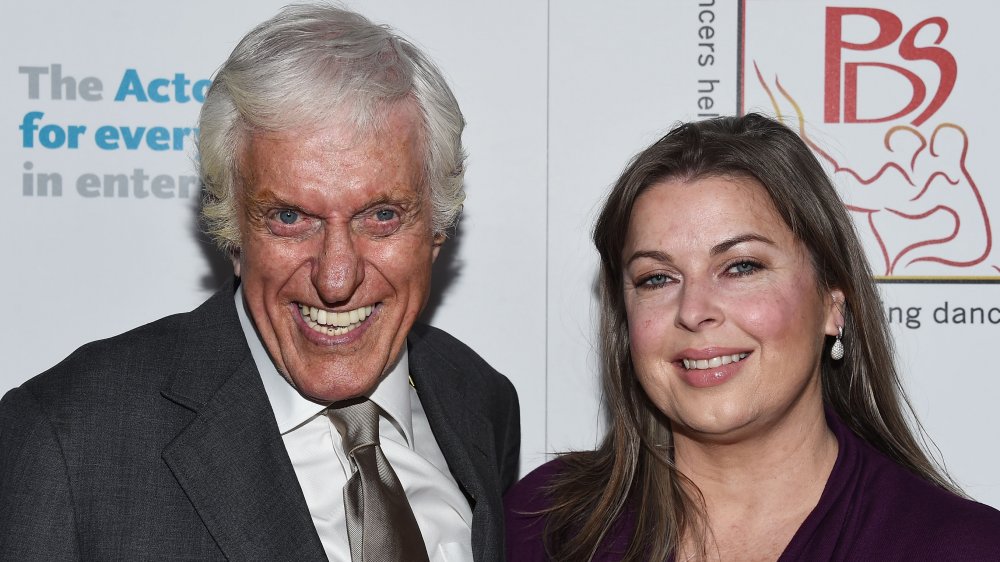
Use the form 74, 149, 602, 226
313, 224, 365, 304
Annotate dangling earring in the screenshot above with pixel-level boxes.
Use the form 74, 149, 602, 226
831, 326, 845, 360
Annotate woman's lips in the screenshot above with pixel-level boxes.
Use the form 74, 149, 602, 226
676, 349, 751, 388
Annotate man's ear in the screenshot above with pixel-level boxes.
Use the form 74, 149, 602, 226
826, 288, 846, 336
431, 232, 446, 262
231, 248, 242, 277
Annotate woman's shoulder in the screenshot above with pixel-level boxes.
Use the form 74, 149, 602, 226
792, 411, 1000, 559
505, 457, 567, 513
837, 419, 1000, 557
504, 454, 636, 561
504, 458, 568, 561
867, 464, 1000, 557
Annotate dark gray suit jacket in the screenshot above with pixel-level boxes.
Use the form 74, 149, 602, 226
0, 285, 520, 561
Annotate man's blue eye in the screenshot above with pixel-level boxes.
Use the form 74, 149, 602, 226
375, 209, 396, 221
278, 210, 299, 224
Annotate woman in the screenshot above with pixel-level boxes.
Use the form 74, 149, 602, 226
505, 114, 1000, 561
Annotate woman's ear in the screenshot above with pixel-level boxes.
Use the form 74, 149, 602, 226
826, 288, 846, 336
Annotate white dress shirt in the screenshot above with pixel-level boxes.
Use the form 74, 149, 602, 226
235, 288, 474, 561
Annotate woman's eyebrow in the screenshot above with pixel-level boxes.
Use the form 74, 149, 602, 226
625, 234, 775, 267
711, 233, 775, 256
625, 249, 672, 267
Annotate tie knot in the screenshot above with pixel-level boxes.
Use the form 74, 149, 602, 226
327, 398, 381, 455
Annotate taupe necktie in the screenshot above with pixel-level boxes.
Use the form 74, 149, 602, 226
327, 399, 430, 562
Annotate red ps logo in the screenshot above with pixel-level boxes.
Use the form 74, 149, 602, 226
824, 7, 957, 126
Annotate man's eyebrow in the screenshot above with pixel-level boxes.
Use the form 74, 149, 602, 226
624, 234, 775, 267
364, 193, 408, 207
258, 192, 298, 207
360, 190, 425, 214
243, 189, 304, 218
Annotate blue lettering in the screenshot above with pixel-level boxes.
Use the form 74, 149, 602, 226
119, 126, 147, 149
39, 125, 65, 149
114, 69, 210, 103
114, 69, 148, 102
173, 73, 191, 103
193, 79, 211, 102
93, 124, 197, 151
172, 127, 192, 150
148, 78, 170, 103
20, 111, 44, 148
19, 112, 86, 149
95, 126, 119, 149
146, 127, 169, 150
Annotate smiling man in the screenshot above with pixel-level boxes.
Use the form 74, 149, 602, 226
236, 104, 434, 403
0, 5, 520, 562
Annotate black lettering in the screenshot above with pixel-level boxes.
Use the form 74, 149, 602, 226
933, 301, 949, 323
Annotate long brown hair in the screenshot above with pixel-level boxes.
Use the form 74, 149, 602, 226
541, 114, 958, 561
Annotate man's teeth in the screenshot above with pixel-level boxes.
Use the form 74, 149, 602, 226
682, 353, 749, 370
299, 304, 374, 336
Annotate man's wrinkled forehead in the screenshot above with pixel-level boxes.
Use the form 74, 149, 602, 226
235, 99, 427, 184
233, 105, 430, 222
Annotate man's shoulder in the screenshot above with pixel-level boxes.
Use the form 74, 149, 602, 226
12, 286, 240, 409
408, 322, 505, 381
407, 322, 484, 356
407, 322, 518, 414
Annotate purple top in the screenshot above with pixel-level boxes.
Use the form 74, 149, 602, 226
505, 411, 1000, 561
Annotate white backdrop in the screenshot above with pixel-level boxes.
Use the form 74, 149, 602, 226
3, 0, 998, 508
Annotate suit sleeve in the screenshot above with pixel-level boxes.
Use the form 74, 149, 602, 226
498, 377, 521, 493
0, 387, 80, 560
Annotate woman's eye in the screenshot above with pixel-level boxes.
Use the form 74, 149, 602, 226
277, 209, 299, 224
374, 208, 397, 221
727, 261, 759, 276
642, 274, 669, 287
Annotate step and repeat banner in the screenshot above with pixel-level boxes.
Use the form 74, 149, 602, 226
3, 0, 998, 506
742, 1, 1000, 505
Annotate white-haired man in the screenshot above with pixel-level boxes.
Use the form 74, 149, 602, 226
0, 5, 519, 561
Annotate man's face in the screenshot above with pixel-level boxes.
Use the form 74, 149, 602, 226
235, 104, 440, 403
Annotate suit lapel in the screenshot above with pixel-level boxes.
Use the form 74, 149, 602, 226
160, 287, 326, 560
408, 336, 503, 562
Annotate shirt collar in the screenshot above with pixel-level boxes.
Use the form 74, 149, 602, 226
235, 286, 415, 447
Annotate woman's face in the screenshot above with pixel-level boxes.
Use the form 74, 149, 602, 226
622, 175, 842, 442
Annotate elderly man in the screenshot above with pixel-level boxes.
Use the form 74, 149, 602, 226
0, 5, 519, 561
